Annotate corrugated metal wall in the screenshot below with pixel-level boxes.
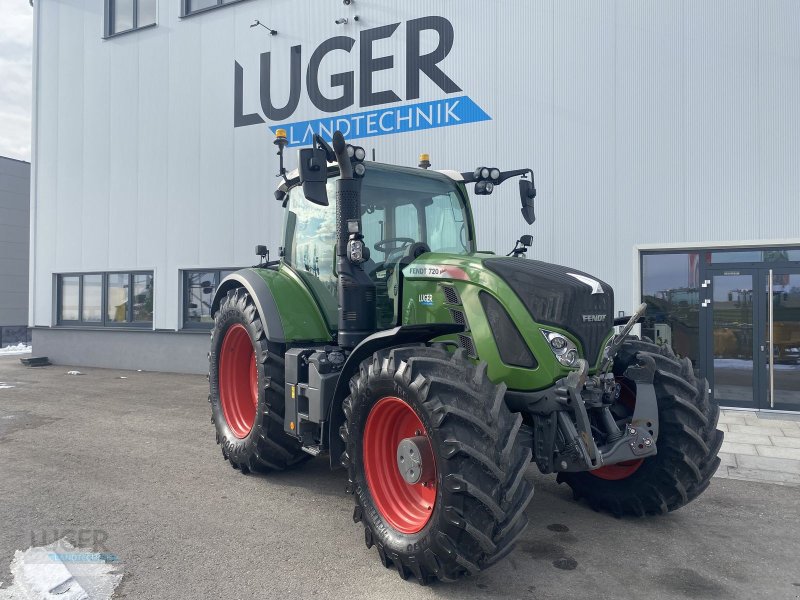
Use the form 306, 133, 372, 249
31, 0, 800, 330
0, 157, 30, 328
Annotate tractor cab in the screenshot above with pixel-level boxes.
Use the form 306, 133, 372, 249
281, 162, 475, 331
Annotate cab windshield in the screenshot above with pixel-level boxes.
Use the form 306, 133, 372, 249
283, 164, 473, 328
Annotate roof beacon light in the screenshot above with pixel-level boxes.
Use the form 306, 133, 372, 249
418, 153, 431, 169
274, 129, 288, 182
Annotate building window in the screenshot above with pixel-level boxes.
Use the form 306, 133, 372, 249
133, 274, 155, 322
640, 252, 701, 366
82, 274, 103, 322
105, 0, 157, 37
107, 273, 129, 323
56, 272, 154, 327
59, 276, 80, 322
183, 269, 236, 328
182, 0, 245, 17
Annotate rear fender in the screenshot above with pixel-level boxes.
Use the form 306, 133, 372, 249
211, 267, 332, 344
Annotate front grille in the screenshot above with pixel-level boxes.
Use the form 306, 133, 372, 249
441, 285, 461, 305
484, 258, 613, 363
458, 334, 477, 358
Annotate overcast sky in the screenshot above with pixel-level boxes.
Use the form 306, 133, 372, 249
0, 0, 33, 161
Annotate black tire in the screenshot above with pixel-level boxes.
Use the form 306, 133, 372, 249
209, 287, 309, 473
557, 338, 723, 516
341, 345, 535, 583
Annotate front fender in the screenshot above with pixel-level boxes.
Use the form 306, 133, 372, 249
326, 323, 464, 469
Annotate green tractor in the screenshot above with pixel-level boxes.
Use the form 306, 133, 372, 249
208, 130, 722, 583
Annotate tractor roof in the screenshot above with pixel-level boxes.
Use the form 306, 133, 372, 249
280, 161, 463, 190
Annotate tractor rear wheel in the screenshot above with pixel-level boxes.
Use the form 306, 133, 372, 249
341, 345, 534, 583
557, 338, 723, 516
209, 287, 309, 473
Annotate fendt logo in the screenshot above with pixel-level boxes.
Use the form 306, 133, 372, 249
582, 314, 607, 323
234, 16, 491, 146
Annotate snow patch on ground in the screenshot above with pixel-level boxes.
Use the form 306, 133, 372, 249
0, 539, 122, 600
0, 343, 31, 356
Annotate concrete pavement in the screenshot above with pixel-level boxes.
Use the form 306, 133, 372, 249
1, 355, 799, 600
716, 409, 800, 487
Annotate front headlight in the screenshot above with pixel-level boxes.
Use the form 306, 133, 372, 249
540, 329, 579, 367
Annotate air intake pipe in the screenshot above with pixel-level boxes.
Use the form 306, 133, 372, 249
331, 131, 376, 349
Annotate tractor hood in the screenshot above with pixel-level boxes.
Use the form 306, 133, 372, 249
401, 253, 614, 367
482, 257, 614, 365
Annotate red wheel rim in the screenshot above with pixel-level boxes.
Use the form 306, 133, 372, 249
219, 324, 258, 439
363, 397, 436, 534
591, 379, 644, 481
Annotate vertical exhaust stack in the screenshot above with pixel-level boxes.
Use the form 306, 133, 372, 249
331, 131, 376, 349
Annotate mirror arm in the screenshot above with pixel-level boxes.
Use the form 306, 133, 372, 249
312, 134, 336, 162
495, 168, 533, 185
459, 167, 534, 186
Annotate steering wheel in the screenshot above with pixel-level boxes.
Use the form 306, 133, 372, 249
374, 237, 415, 253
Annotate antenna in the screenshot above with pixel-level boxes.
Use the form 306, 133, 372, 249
250, 20, 278, 35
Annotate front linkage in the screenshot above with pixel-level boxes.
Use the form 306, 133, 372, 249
509, 354, 658, 475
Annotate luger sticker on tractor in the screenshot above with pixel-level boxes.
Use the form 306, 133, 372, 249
206, 130, 723, 583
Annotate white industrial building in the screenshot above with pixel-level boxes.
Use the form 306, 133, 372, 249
29, 1, 800, 412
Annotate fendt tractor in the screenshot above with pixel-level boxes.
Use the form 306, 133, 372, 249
207, 130, 723, 583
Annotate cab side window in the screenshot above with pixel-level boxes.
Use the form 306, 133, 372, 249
283, 185, 338, 327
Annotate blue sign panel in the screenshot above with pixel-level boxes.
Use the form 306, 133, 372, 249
269, 95, 491, 147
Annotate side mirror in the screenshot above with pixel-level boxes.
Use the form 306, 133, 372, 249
298, 147, 329, 206
519, 234, 533, 247
519, 179, 536, 224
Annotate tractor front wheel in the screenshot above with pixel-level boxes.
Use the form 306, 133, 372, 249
341, 345, 534, 583
558, 338, 723, 516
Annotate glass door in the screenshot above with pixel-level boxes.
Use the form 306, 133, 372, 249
764, 268, 800, 411
705, 270, 759, 409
